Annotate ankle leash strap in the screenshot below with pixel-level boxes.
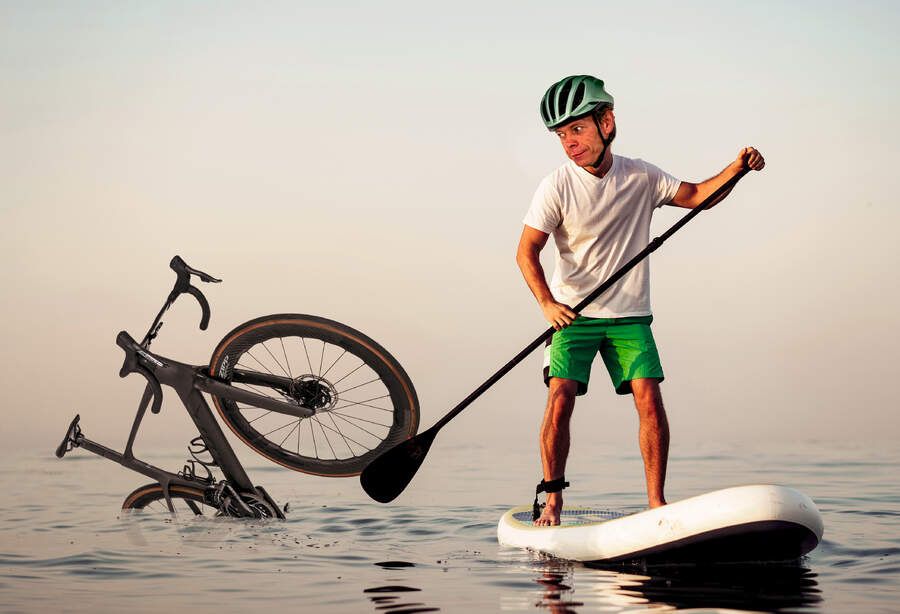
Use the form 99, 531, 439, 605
532, 477, 570, 521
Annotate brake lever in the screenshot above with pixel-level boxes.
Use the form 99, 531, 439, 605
131, 365, 163, 414
185, 285, 212, 330
138, 379, 161, 415
117, 331, 164, 413
168, 256, 221, 331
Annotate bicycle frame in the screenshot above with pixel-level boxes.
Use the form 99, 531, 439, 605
55, 256, 316, 518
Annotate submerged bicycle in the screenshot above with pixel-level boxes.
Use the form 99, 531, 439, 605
56, 256, 419, 517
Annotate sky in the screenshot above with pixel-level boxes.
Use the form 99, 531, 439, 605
2, 1, 899, 465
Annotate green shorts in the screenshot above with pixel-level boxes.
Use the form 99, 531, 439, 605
542, 315, 664, 396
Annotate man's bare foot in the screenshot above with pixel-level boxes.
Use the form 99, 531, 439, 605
534, 493, 563, 526
648, 499, 667, 509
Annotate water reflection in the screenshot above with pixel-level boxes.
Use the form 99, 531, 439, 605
531, 558, 822, 612
363, 584, 440, 613
366, 561, 440, 613
534, 570, 584, 613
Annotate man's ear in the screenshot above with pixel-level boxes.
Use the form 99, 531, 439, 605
602, 108, 615, 126
601, 109, 616, 138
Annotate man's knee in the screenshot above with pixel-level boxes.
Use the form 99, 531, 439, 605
631, 378, 664, 416
546, 378, 578, 415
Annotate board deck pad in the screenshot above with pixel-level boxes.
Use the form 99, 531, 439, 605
512, 508, 628, 527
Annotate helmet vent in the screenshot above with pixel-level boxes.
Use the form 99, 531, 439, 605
572, 81, 585, 110
556, 80, 573, 118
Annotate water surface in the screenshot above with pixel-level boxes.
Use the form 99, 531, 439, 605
2, 441, 898, 612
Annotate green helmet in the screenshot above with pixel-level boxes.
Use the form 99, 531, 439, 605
540, 75, 614, 130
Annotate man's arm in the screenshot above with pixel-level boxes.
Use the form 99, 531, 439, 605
516, 225, 577, 330
670, 146, 765, 209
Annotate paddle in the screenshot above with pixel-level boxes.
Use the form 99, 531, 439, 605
360, 164, 752, 503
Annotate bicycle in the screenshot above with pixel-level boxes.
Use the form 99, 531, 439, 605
55, 256, 419, 517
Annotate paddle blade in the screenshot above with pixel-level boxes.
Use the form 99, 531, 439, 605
360, 428, 437, 503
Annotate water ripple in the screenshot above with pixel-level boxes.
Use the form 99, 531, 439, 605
3, 447, 899, 612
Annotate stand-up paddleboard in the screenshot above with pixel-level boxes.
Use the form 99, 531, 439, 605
498, 484, 823, 564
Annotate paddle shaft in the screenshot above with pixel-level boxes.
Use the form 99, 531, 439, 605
431, 166, 750, 433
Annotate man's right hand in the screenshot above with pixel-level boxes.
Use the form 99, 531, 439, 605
541, 300, 577, 330
517, 226, 578, 330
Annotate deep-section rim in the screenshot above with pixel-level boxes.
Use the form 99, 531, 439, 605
122, 483, 211, 512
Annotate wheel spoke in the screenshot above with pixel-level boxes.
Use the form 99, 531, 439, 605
279, 337, 292, 378
310, 416, 318, 459
300, 337, 314, 374
331, 362, 366, 386
333, 394, 394, 412
313, 415, 338, 458
326, 412, 355, 456
260, 340, 291, 378
313, 415, 372, 454
242, 350, 278, 377
278, 420, 301, 447
245, 407, 273, 424
260, 420, 300, 439
337, 376, 382, 395
320, 348, 348, 379
296, 415, 303, 454
331, 411, 389, 440
331, 411, 392, 429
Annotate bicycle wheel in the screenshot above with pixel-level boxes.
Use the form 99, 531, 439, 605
122, 483, 215, 515
208, 314, 419, 476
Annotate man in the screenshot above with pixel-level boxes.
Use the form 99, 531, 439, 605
517, 75, 764, 526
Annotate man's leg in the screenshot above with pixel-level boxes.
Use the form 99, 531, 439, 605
630, 378, 668, 508
535, 377, 578, 526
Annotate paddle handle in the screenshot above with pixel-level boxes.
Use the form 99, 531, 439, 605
433, 165, 750, 432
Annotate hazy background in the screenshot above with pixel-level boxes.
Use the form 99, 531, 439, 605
2, 1, 898, 476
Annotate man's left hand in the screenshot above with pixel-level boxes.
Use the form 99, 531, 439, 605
737, 146, 765, 172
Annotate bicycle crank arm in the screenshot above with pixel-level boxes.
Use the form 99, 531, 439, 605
195, 374, 316, 418
253, 485, 287, 520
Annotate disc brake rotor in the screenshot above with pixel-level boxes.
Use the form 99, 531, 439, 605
289, 375, 338, 412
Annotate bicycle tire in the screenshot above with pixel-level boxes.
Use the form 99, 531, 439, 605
122, 483, 215, 515
208, 314, 419, 476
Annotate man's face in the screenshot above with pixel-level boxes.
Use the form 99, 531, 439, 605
553, 110, 614, 168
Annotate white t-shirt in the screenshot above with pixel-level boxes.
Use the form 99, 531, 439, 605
523, 155, 681, 318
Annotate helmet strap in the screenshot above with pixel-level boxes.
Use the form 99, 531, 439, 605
590, 109, 615, 171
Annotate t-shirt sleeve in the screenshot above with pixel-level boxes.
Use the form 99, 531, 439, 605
642, 160, 681, 208
523, 176, 561, 234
